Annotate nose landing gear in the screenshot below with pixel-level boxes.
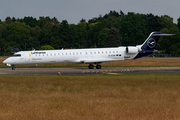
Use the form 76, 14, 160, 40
12, 65, 15, 70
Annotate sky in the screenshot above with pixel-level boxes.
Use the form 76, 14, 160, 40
0, 0, 179, 24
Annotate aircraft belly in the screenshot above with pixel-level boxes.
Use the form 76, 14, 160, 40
84, 57, 124, 64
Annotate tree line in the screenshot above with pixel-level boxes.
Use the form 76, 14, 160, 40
0, 10, 180, 54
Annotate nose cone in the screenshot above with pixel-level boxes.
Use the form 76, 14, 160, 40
3, 58, 12, 66
3, 58, 11, 64
3, 59, 7, 64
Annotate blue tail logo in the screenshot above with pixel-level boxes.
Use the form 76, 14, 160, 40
147, 38, 156, 48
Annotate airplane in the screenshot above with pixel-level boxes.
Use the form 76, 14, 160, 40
3, 32, 175, 70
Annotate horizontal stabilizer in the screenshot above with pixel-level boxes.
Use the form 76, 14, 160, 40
152, 33, 176, 36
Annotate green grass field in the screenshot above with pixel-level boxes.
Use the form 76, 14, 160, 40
0, 74, 180, 120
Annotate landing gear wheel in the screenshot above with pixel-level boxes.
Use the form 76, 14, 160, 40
96, 65, 101, 69
12, 65, 15, 70
88, 64, 94, 69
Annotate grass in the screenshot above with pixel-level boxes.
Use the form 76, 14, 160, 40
1, 57, 180, 67
0, 74, 180, 119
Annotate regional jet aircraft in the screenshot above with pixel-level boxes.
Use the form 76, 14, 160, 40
3, 32, 174, 70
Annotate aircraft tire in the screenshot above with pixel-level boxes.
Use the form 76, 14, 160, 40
88, 64, 94, 69
12, 66, 15, 70
96, 65, 101, 69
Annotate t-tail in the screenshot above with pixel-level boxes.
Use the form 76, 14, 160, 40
134, 32, 175, 59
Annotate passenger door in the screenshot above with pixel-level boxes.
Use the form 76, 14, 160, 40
25, 52, 30, 62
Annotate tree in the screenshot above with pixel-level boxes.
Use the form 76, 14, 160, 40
23, 16, 38, 27
88, 22, 103, 47
6, 34, 21, 43
38, 16, 53, 29
40, 45, 54, 50
76, 22, 88, 48
158, 28, 180, 54
158, 15, 176, 30
5, 17, 12, 24
119, 12, 147, 46
97, 28, 109, 47
177, 17, 180, 31
5, 41, 20, 52
101, 16, 121, 28
0, 37, 5, 50
0, 23, 6, 38
38, 29, 51, 45
105, 27, 120, 47
51, 17, 60, 27
58, 20, 71, 47
120, 10, 125, 17
1, 11, 180, 54
146, 14, 162, 34
80, 18, 86, 23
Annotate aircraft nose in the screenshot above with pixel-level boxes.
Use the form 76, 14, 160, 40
3, 58, 10, 64
3, 58, 12, 66
3, 59, 7, 64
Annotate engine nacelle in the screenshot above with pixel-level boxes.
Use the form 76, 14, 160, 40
126, 47, 140, 54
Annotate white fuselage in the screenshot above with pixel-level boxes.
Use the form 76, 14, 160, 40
3, 46, 139, 66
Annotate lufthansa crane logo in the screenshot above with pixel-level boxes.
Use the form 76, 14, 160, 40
147, 38, 156, 48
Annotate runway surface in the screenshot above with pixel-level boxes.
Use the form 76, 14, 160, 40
0, 67, 180, 75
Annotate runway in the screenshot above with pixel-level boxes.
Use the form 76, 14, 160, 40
0, 67, 180, 75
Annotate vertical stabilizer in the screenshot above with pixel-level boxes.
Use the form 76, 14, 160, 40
134, 32, 175, 59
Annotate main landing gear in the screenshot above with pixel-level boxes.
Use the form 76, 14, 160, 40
88, 64, 101, 69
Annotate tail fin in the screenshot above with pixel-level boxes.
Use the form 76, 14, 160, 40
134, 32, 175, 59
141, 32, 175, 50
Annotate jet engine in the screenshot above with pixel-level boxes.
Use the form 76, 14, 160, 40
126, 47, 141, 54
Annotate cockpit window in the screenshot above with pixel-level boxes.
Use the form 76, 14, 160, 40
12, 54, 21, 57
